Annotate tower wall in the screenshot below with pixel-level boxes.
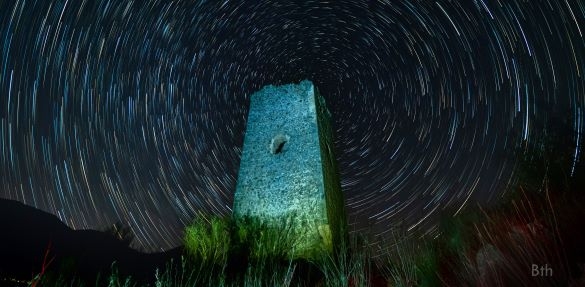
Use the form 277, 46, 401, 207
233, 80, 346, 257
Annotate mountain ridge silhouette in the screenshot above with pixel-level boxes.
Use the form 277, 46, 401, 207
0, 198, 182, 285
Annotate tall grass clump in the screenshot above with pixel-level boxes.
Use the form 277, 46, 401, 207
184, 216, 231, 264
374, 231, 441, 287
180, 214, 319, 286
182, 216, 231, 285
315, 234, 372, 287
234, 215, 303, 260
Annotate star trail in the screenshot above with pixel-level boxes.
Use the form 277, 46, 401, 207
1, 0, 583, 252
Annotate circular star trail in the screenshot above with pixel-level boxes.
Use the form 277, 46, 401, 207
1, 0, 583, 252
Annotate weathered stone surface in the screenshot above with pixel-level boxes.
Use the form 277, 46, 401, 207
233, 80, 346, 258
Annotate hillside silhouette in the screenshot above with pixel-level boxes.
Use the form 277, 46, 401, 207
0, 199, 182, 285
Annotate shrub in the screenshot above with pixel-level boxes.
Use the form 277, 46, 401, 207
183, 216, 231, 266
234, 215, 302, 260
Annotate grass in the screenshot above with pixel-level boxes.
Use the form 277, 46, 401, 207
22, 183, 584, 287
29, 186, 584, 287
184, 216, 230, 266
24, 140, 585, 286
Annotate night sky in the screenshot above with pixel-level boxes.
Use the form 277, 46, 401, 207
1, 0, 583, 252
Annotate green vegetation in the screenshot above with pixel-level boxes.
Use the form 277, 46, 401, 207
234, 216, 302, 260
30, 183, 585, 286
184, 217, 230, 264
27, 126, 585, 286
28, 189, 585, 286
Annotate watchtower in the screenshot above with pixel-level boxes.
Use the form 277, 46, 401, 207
233, 80, 346, 258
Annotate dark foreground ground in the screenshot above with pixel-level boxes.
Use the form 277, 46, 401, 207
0, 199, 182, 286
1, 143, 585, 287
1, 190, 584, 287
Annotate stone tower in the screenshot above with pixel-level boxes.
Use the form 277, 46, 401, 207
233, 80, 346, 258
